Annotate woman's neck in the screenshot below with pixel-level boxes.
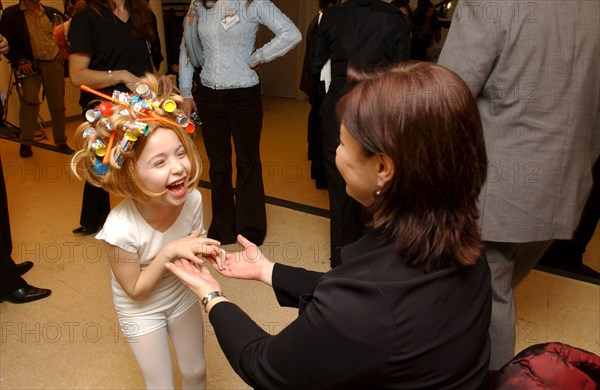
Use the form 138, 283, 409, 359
113, 0, 125, 8
112, 0, 129, 23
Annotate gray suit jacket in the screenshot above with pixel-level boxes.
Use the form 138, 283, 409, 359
438, 0, 600, 242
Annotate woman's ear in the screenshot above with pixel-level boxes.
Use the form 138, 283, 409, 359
377, 153, 395, 188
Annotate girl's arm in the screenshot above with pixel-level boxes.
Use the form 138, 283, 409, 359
106, 229, 221, 301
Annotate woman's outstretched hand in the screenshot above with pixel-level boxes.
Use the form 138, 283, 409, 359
165, 259, 221, 299
206, 235, 274, 286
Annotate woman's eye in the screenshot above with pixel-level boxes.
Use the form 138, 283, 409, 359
154, 160, 166, 167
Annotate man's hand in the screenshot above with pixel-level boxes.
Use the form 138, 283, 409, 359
18, 61, 34, 76
0, 34, 9, 55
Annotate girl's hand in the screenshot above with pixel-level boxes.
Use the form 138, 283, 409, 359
164, 229, 221, 264
165, 259, 221, 299
207, 235, 274, 284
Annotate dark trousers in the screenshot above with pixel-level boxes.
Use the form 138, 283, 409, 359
78, 102, 111, 229
540, 156, 600, 266
80, 182, 110, 229
0, 156, 26, 294
321, 117, 362, 267
307, 82, 327, 189
0, 250, 25, 294
197, 84, 266, 245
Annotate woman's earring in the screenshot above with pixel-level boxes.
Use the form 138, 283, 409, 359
373, 187, 383, 198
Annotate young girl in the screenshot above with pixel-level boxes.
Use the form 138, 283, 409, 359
71, 75, 220, 389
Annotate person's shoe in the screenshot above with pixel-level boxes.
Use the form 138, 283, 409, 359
19, 145, 33, 158
0, 285, 51, 304
72, 226, 100, 236
15, 261, 34, 276
56, 144, 74, 155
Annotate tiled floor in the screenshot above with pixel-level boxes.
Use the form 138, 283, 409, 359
0, 96, 598, 389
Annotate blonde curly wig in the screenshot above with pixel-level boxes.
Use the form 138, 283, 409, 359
70, 74, 202, 203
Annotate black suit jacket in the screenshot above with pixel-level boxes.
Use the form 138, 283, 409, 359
308, 0, 410, 121
210, 230, 491, 389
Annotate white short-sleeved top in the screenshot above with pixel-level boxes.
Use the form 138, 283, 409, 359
96, 189, 205, 319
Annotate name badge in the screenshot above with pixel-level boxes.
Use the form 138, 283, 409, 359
220, 14, 239, 30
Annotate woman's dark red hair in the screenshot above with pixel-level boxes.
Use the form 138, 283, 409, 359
337, 62, 488, 270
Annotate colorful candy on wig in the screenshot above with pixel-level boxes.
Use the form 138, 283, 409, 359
80, 84, 197, 175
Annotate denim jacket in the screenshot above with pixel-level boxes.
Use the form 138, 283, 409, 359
178, 0, 301, 95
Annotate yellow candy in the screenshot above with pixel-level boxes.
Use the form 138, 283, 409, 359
162, 100, 177, 112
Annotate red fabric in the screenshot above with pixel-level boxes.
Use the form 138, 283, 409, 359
52, 23, 70, 59
492, 342, 600, 389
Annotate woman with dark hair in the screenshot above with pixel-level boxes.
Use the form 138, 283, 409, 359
166, 62, 492, 389
68, 0, 170, 236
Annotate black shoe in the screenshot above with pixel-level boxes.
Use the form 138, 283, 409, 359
56, 144, 74, 155
0, 285, 51, 304
15, 261, 34, 276
19, 145, 33, 158
72, 226, 100, 236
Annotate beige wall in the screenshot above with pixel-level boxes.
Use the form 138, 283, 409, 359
257, 0, 317, 100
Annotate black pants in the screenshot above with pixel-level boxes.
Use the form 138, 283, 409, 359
197, 84, 266, 245
80, 182, 110, 229
0, 156, 26, 294
78, 103, 110, 230
307, 82, 327, 189
321, 116, 362, 268
539, 156, 600, 266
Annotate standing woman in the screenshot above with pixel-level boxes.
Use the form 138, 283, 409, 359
179, 0, 301, 246
68, 0, 171, 235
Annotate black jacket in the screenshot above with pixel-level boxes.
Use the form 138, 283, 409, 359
0, 2, 64, 67
308, 0, 410, 121
209, 230, 491, 389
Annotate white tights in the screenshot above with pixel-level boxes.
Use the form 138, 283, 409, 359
127, 303, 206, 389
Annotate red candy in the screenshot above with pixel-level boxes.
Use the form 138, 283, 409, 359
99, 102, 113, 116
186, 123, 195, 134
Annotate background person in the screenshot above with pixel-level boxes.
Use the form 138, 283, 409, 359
167, 62, 491, 389
0, 0, 71, 158
438, 0, 600, 369
68, 0, 169, 236
309, 0, 410, 267
410, 0, 440, 61
0, 33, 51, 304
299, 0, 338, 190
308, 0, 410, 267
178, 0, 301, 246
